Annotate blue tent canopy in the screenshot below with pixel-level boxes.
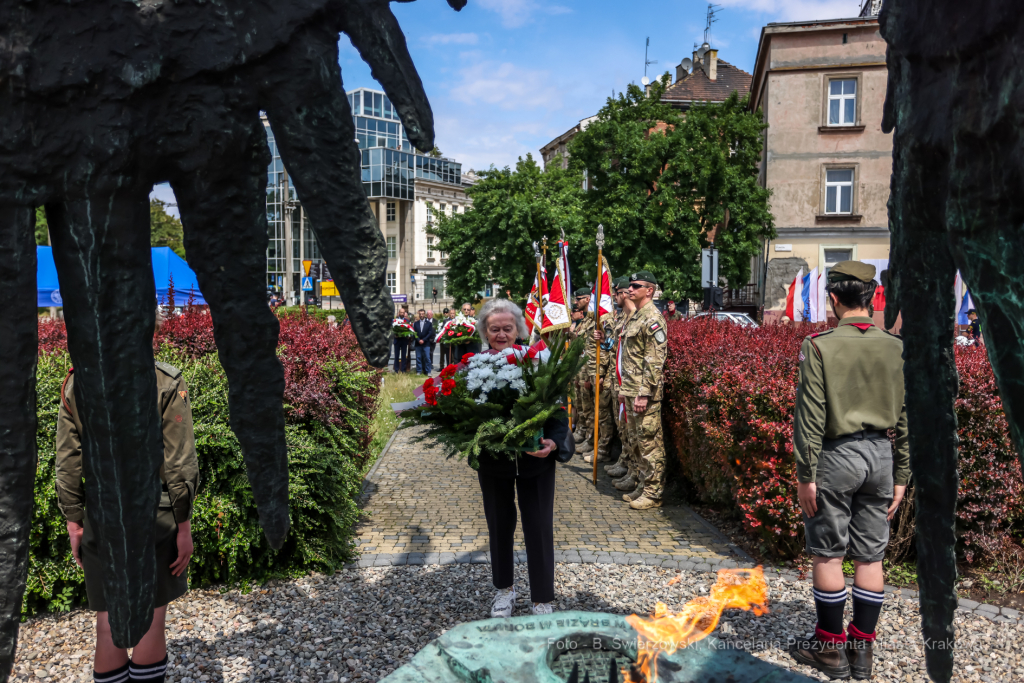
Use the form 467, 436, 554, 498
37, 246, 208, 307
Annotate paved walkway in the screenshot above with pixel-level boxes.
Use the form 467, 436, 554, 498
352, 426, 753, 570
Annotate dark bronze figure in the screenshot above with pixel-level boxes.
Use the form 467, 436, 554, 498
0, 0, 465, 677
882, 1, 1024, 680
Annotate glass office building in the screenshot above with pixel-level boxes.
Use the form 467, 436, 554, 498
265, 88, 467, 305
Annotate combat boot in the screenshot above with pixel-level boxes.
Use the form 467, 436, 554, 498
846, 626, 873, 680
623, 482, 645, 503
788, 631, 851, 680
605, 463, 627, 478
629, 496, 662, 510
573, 428, 586, 444
613, 475, 636, 491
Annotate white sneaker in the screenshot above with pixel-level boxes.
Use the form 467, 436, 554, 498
491, 587, 517, 618
531, 602, 554, 615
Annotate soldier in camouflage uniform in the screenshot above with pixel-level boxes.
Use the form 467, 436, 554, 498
570, 288, 594, 445
611, 277, 642, 493
618, 271, 668, 510
57, 358, 199, 683
604, 277, 633, 480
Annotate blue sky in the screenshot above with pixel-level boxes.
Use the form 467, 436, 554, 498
153, 0, 865, 211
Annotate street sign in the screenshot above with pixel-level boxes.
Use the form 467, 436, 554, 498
700, 248, 719, 288
301, 276, 314, 291
302, 259, 312, 277
391, 294, 408, 303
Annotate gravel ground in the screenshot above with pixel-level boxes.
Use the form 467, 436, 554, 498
11, 563, 1019, 683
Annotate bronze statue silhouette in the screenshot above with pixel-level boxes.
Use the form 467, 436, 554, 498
0, 0, 464, 676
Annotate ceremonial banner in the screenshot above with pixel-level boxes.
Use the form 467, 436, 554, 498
525, 264, 547, 332
589, 254, 614, 323
542, 252, 571, 333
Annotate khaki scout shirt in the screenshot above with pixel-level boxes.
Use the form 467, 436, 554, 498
793, 317, 910, 486
55, 361, 200, 524
617, 301, 668, 400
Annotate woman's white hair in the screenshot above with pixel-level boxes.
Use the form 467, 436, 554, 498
478, 298, 529, 347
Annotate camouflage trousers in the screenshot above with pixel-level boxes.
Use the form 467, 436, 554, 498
574, 377, 594, 439
585, 375, 615, 457
615, 391, 639, 477
624, 398, 665, 501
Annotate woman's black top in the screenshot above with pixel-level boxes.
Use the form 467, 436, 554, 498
475, 417, 573, 479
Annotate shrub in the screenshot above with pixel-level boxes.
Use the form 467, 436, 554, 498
663, 318, 1022, 562
25, 309, 380, 616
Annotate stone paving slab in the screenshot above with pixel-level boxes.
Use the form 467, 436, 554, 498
355, 425, 748, 563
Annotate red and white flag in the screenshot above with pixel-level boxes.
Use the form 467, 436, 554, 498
542, 242, 571, 333
525, 264, 548, 333
589, 254, 614, 323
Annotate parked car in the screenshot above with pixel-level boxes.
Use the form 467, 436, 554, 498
690, 311, 760, 328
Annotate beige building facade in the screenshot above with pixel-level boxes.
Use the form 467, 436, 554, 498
749, 14, 892, 322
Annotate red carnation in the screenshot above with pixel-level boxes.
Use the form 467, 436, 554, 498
423, 376, 434, 388
441, 378, 456, 396
441, 364, 458, 378
456, 332, 462, 337
461, 353, 474, 364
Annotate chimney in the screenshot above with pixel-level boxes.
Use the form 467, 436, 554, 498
676, 62, 688, 82
708, 49, 718, 81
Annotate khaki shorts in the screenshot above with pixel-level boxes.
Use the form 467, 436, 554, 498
803, 432, 894, 563
81, 506, 188, 612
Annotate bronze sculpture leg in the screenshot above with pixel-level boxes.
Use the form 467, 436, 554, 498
885, 58, 959, 677
46, 185, 163, 648
170, 120, 290, 549
259, 26, 393, 367
0, 207, 38, 681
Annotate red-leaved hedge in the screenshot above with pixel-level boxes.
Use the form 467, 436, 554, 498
663, 318, 1023, 562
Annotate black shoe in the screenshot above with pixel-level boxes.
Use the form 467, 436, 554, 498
788, 635, 851, 679
847, 638, 873, 680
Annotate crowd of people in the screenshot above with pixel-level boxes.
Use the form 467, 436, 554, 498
391, 303, 483, 375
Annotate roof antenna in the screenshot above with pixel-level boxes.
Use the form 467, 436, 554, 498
704, 3, 721, 46
644, 37, 658, 78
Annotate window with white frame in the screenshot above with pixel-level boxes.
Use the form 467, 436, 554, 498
825, 168, 854, 214
426, 203, 434, 224
386, 236, 397, 259
828, 79, 857, 126
386, 202, 396, 222
823, 248, 854, 281
386, 272, 396, 293
426, 236, 434, 260
440, 203, 446, 215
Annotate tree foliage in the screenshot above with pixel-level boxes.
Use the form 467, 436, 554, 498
150, 198, 186, 258
430, 154, 585, 304
569, 77, 774, 300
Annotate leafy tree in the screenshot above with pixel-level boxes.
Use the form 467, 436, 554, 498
431, 154, 585, 304
429, 145, 444, 159
35, 207, 48, 245
569, 77, 774, 300
150, 198, 186, 258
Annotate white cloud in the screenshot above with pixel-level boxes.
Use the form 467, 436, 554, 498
451, 61, 561, 110
424, 33, 479, 46
717, 0, 862, 22
475, 0, 571, 28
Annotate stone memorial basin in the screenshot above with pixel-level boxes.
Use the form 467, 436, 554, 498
379, 610, 816, 683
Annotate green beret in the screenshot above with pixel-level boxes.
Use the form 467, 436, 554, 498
629, 270, 658, 285
828, 260, 876, 284
574, 287, 591, 297
613, 276, 629, 289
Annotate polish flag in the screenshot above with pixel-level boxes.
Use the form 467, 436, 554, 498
785, 268, 803, 321
542, 248, 571, 333
524, 265, 547, 333
589, 254, 614, 322
806, 267, 819, 323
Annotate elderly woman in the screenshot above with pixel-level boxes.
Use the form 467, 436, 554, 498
473, 298, 574, 618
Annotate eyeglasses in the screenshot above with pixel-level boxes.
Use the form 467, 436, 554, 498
628, 282, 651, 290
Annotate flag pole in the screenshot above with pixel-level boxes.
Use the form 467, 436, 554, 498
561, 229, 572, 432
592, 224, 604, 485
531, 241, 544, 339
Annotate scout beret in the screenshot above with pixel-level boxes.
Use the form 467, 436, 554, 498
828, 260, 876, 284
574, 287, 591, 297
629, 271, 658, 285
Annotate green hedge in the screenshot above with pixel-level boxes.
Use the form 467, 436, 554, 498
25, 327, 377, 616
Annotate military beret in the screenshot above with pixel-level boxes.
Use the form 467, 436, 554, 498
629, 271, 658, 285
574, 287, 591, 297
613, 276, 629, 289
828, 260, 876, 284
